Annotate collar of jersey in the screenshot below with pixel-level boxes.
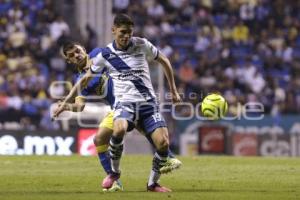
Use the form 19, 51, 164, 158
112, 40, 133, 51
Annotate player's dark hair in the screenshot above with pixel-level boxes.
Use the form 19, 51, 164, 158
113, 13, 134, 27
61, 41, 82, 57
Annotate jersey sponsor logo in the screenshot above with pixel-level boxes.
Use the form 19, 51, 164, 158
134, 53, 143, 58
115, 52, 141, 59
117, 69, 144, 81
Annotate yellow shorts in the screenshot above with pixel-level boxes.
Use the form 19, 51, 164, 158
99, 111, 114, 130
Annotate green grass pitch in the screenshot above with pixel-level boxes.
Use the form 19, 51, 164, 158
0, 155, 300, 200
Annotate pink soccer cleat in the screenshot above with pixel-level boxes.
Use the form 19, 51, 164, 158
102, 172, 121, 189
147, 183, 172, 192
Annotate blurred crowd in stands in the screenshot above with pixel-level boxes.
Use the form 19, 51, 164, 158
0, 0, 92, 130
0, 0, 300, 130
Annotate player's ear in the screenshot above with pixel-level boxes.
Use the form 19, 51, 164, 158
112, 26, 116, 34
60, 50, 70, 63
60, 47, 67, 59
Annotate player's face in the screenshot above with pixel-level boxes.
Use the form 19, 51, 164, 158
112, 25, 133, 49
65, 45, 87, 65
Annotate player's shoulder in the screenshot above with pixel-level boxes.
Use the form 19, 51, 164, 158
88, 47, 103, 58
89, 46, 113, 58
132, 37, 150, 46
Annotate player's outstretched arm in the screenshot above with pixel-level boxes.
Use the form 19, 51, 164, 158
156, 53, 181, 103
52, 69, 92, 119
56, 96, 86, 113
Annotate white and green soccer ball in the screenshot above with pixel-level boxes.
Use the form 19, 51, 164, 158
201, 93, 228, 120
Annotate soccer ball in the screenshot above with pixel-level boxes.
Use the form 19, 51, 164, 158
201, 93, 228, 120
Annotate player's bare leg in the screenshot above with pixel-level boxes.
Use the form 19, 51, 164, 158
147, 127, 173, 192
102, 119, 128, 189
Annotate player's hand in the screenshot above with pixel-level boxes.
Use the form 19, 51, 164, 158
171, 91, 181, 103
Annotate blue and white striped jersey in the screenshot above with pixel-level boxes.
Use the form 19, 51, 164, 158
90, 37, 159, 103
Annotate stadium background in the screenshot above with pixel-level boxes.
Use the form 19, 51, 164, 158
0, 0, 300, 157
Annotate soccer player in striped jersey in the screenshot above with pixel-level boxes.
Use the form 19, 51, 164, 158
56, 42, 181, 192
96, 16, 182, 192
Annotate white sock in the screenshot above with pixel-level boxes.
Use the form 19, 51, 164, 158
109, 136, 123, 174
148, 169, 161, 186
111, 159, 121, 173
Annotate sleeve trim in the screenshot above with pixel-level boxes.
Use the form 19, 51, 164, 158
75, 96, 86, 100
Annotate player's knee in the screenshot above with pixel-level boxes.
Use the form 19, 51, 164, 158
93, 128, 112, 146
113, 124, 126, 137
113, 128, 126, 138
113, 121, 128, 137
93, 135, 105, 146
156, 137, 169, 151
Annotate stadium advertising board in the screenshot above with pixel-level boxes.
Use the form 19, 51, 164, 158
177, 115, 300, 136
0, 130, 76, 155
77, 129, 153, 156
232, 133, 257, 156
179, 116, 300, 156
290, 134, 300, 156
77, 129, 97, 156
198, 125, 227, 154
0, 128, 153, 156
258, 134, 291, 156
